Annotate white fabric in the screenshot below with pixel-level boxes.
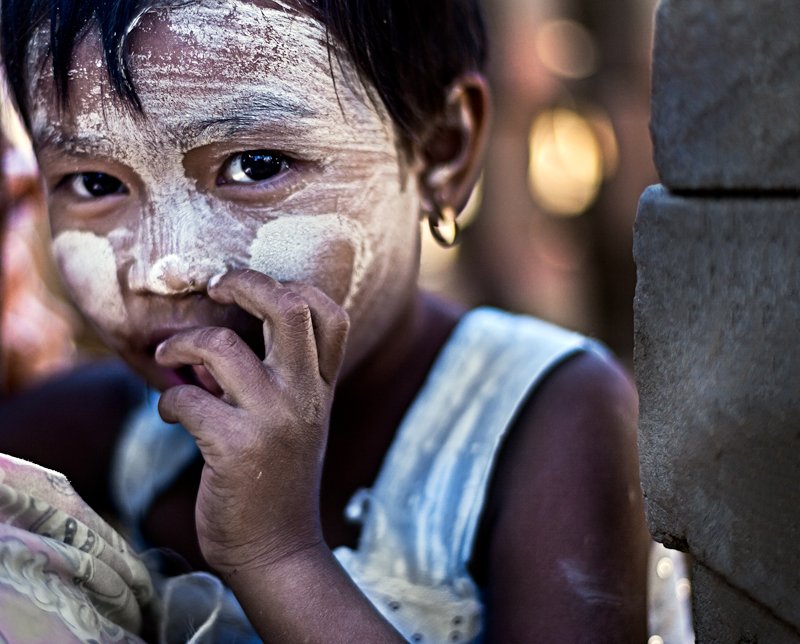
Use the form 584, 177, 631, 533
333, 307, 602, 642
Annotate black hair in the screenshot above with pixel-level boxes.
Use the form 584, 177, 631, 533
0, 0, 487, 148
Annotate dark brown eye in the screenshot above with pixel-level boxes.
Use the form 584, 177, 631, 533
223, 150, 288, 183
70, 172, 126, 198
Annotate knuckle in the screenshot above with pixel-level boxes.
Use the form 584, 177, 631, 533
161, 384, 198, 414
279, 292, 311, 328
309, 293, 348, 335
241, 268, 276, 291
173, 384, 202, 408
223, 268, 271, 292
278, 289, 304, 309
301, 398, 326, 424
278, 387, 326, 425
203, 326, 240, 353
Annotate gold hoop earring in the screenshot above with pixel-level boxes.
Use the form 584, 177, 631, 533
428, 204, 460, 248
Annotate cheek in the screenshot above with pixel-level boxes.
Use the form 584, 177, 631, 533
51, 231, 128, 331
247, 215, 371, 308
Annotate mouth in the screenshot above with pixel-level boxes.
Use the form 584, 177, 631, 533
142, 310, 266, 396
174, 364, 224, 397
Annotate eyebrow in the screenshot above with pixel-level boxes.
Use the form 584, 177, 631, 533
182, 90, 318, 139
35, 129, 112, 157
35, 92, 318, 155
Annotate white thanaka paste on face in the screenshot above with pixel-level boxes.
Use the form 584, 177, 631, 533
146, 253, 229, 295
51, 231, 128, 329
249, 214, 372, 308
34, 0, 422, 359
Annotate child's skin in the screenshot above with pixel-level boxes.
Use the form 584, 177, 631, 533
5, 0, 649, 640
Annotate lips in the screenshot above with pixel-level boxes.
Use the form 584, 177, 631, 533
159, 364, 225, 397
187, 364, 224, 397
133, 303, 266, 395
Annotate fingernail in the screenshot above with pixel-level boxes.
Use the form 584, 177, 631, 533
208, 273, 225, 290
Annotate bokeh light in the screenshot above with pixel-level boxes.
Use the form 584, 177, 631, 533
527, 107, 604, 217
535, 19, 599, 80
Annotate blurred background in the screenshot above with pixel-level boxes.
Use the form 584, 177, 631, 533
0, 0, 658, 395
420, 0, 659, 366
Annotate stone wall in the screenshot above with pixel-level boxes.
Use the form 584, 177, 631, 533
634, 1, 800, 641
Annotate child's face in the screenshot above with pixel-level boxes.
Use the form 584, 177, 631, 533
31, 0, 422, 386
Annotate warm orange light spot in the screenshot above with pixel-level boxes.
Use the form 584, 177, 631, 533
528, 108, 603, 217
535, 20, 598, 80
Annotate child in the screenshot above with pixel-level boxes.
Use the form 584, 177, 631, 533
0, 0, 651, 640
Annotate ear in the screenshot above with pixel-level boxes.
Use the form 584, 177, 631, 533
416, 72, 491, 216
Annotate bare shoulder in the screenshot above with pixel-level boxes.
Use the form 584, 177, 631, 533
485, 350, 640, 527
475, 350, 649, 642
523, 349, 639, 478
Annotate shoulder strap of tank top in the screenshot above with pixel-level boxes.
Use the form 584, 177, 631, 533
347, 307, 605, 586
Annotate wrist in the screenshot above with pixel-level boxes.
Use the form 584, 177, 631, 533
215, 533, 329, 587
221, 539, 405, 643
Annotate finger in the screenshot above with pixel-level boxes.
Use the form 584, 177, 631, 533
156, 326, 270, 408
207, 270, 318, 382
284, 282, 350, 385
158, 384, 241, 451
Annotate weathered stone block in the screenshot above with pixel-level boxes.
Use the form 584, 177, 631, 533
634, 185, 800, 629
692, 564, 800, 643
651, 0, 800, 190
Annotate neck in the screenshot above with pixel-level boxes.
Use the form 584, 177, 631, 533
334, 290, 463, 409
321, 290, 464, 547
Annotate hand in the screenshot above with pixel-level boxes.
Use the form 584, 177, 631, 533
155, 269, 350, 578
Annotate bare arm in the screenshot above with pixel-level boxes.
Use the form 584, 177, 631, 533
224, 544, 403, 643
475, 351, 649, 643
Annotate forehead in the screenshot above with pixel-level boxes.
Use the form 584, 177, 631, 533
30, 0, 390, 151
130, 1, 324, 95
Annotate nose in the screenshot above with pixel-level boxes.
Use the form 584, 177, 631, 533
131, 253, 226, 295
125, 191, 228, 295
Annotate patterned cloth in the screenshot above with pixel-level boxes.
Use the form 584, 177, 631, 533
0, 453, 257, 643
0, 453, 152, 643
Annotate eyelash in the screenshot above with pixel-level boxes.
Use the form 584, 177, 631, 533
56, 149, 293, 201
218, 150, 292, 186
60, 172, 128, 199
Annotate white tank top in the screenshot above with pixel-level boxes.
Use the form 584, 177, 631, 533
113, 308, 689, 642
